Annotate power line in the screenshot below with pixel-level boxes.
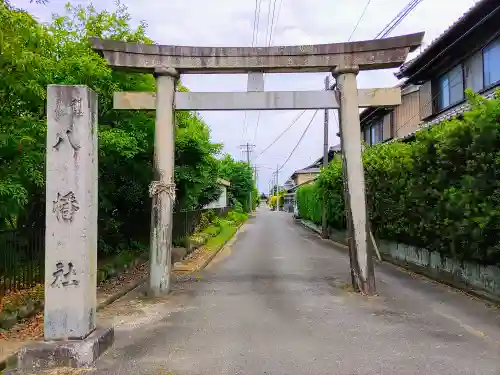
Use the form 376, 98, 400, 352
375, 0, 423, 39
251, 0, 263, 46
265, 0, 277, 46
278, 110, 319, 171
253, 112, 261, 143
255, 110, 307, 159
405, 4, 499, 83
269, 0, 284, 45
252, 0, 293, 150
358, 0, 425, 128
241, 111, 248, 144
382, 0, 423, 38
242, 0, 263, 144
252, 0, 280, 145
266, 0, 279, 46
348, 0, 373, 41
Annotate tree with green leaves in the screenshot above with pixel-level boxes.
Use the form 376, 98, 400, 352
0, 2, 231, 256
218, 154, 255, 213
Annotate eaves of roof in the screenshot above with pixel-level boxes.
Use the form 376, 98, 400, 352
396, 0, 499, 82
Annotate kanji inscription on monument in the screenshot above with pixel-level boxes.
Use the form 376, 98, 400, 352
53, 191, 80, 222
45, 85, 98, 340
51, 261, 80, 287
71, 97, 84, 116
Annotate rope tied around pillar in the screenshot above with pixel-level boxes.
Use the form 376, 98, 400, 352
148, 181, 176, 201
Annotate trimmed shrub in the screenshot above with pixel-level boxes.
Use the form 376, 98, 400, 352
297, 90, 500, 265
269, 196, 278, 210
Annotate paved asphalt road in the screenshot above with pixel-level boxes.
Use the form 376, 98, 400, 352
94, 207, 500, 374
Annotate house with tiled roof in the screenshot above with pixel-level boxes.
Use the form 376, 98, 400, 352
359, 0, 500, 143
306, 144, 342, 169
282, 165, 325, 213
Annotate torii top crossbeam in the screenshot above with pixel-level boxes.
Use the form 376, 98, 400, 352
89, 33, 424, 74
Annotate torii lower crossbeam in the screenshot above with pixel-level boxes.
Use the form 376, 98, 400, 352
113, 88, 401, 111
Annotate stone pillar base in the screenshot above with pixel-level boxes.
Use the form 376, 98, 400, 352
4, 326, 114, 373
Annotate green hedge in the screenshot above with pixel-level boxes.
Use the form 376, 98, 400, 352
296, 160, 346, 230
297, 91, 500, 265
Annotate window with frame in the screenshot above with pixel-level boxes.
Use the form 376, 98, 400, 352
438, 64, 464, 110
365, 121, 383, 146
483, 37, 500, 87
363, 127, 370, 144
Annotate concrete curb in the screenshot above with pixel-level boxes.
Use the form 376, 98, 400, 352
195, 221, 246, 272
296, 219, 500, 306
96, 276, 148, 312
297, 219, 348, 249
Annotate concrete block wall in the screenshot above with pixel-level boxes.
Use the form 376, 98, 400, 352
377, 240, 500, 301
300, 220, 500, 302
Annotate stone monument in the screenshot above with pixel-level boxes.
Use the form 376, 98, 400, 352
7, 85, 114, 372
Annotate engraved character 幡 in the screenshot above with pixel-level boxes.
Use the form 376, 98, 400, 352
53, 192, 80, 222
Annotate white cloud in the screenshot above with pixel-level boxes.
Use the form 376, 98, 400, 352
14, 0, 479, 192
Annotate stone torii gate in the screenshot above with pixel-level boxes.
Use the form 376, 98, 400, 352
89, 33, 423, 297
11, 33, 423, 372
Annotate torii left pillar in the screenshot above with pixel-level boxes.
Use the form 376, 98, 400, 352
148, 68, 178, 296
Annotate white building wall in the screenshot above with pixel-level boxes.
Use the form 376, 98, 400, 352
204, 185, 228, 209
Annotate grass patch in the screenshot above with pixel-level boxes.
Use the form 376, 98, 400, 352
204, 222, 238, 251
188, 209, 248, 252
201, 223, 221, 237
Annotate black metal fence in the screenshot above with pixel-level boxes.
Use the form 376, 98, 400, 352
0, 207, 230, 297
172, 206, 230, 246
0, 227, 45, 298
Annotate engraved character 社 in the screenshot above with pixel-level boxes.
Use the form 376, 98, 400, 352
71, 98, 84, 117
51, 261, 79, 287
53, 192, 80, 222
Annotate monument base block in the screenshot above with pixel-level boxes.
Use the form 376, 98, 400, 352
5, 326, 114, 372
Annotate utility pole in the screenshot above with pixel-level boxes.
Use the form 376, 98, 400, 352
253, 166, 259, 185
322, 76, 330, 239
253, 165, 259, 207
275, 164, 279, 210
240, 142, 255, 212
275, 165, 279, 195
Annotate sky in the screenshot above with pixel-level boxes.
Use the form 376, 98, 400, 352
14, 0, 479, 193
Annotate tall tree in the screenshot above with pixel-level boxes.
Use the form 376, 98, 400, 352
0, 2, 223, 255
218, 154, 255, 212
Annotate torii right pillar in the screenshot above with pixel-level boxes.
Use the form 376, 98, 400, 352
333, 65, 376, 295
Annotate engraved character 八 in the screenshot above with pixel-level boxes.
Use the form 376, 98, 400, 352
52, 98, 82, 151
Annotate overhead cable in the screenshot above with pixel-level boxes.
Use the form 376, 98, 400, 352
278, 110, 319, 171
